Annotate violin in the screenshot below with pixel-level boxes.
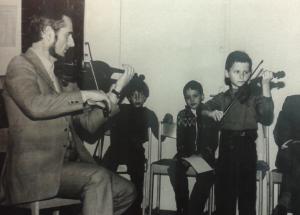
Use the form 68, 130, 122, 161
236, 70, 285, 104
54, 60, 79, 87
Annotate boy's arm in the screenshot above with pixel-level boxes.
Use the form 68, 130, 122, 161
202, 94, 224, 122
176, 112, 187, 157
198, 106, 219, 166
148, 110, 160, 139
256, 70, 274, 125
255, 96, 274, 125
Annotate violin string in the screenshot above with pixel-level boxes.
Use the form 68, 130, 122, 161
86, 42, 100, 90
246, 60, 264, 84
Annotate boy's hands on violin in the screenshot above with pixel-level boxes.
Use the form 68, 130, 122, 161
204, 110, 224, 122
261, 70, 273, 97
261, 70, 273, 84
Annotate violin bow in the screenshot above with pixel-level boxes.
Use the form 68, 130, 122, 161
84, 42, 100, 90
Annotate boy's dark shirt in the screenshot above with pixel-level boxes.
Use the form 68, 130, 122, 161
205, 89, 274, 130
176, 104, 218, 167
109, 103, 159, 162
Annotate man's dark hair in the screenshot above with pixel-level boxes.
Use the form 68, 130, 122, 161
225, 50, 252, 71
126, 75, 149, 98
183, 80, 203, 97
27, 9, 72, 44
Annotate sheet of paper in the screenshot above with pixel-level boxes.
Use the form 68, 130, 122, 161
182, 154, 213, 174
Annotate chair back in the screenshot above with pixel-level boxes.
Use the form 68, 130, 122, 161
157, 122, 177, 160
161, 122, 176, 139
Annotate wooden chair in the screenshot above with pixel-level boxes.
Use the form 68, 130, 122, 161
268, 169, 293, 214
269, 169, 283, 214
0, 128, 81, 215
17, 198, 81, 215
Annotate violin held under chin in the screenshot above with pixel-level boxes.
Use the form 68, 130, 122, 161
235, 69, 285, 104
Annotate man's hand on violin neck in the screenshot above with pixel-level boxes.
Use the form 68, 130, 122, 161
114, 64, 135, 92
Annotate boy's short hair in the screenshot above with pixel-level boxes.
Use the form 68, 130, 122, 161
225, 51, 252, 85
126, 75, 149, 98
183, 80, 203, 97
225, 50, 252, 71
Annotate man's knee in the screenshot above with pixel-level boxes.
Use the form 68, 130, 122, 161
89, 167, 113, 186
126, 180, 137, 201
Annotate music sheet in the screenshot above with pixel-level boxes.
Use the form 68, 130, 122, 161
182, 154, 213, 174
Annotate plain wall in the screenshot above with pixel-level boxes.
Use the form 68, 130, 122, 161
0, 0, 21, 75
85, 0, 300, 212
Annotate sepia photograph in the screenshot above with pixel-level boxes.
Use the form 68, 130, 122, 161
0, 0, 300, 215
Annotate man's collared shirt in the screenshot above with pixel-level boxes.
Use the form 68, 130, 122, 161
30, 47, 61, 92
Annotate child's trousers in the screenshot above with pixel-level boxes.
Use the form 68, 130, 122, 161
168, 158, 214, 215
216, 130, 257, 215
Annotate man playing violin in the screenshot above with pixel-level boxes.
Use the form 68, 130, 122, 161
203, 50, 274, 215
0, 10, 136, 215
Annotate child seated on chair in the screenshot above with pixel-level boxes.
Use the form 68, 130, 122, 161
168, 80, 219, 215
102, 76, 172, 215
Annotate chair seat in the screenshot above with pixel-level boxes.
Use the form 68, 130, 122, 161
17, 198, 81, 210
270, 169, 283, 183
256, 160, 270, 179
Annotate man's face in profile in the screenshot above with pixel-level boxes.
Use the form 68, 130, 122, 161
49, 15, 75, 58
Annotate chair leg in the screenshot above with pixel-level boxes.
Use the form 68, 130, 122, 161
266, 173, 270, 215
52, 210, 60, 215
30, 202, 39, 215
258, 171, 263, 215
142, 168, 148, 215
156, 175, 161, 211
149, 166, 154, 215
208, 185, 214, 215
269, 171, 274, 214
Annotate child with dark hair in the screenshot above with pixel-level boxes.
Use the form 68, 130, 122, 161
102, 77, 171, 215
168, 80, 219, 215
203, 50, 274, 215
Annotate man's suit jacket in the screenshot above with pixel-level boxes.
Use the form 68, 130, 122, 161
274, 95, 300, 146
273, 95, 300, 172
0, 49, 118, 204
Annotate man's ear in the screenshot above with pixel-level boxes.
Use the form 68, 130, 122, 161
41, 26, 55, 42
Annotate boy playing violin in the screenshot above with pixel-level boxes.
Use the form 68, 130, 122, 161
203, 51, 274, 215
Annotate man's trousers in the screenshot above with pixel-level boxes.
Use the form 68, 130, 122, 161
57, 162, 136, 215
